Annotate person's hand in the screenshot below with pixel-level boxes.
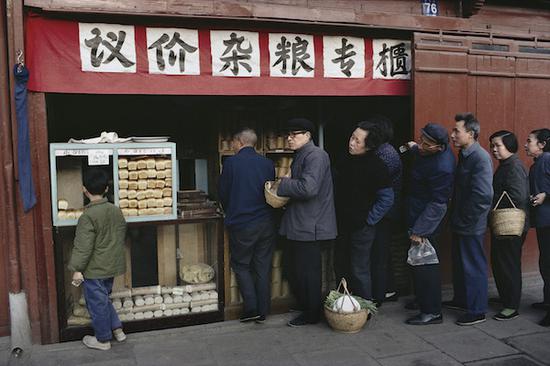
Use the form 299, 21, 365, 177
72, 272, 83, 281
407, 141, 418, 149
409, 234, 425, 245
531, 192, 547, 207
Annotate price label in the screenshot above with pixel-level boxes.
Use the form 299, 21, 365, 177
88, 149, 110, 165
421, 0, 438, 16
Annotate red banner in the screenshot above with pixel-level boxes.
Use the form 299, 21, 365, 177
25, 14, 410, 96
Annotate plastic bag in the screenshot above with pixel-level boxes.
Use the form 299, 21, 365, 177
407, 238, 439, 266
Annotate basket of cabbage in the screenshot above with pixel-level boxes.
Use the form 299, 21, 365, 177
324, 278, 377, 333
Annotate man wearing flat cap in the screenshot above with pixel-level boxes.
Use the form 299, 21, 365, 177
276, 118, 337, 327
404, 122, 456, 325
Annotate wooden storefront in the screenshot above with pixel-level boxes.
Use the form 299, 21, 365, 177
1, 0, 549, 344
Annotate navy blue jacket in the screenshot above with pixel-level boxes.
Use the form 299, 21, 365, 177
451, 142, 494, 235
530, 152, 550, 228
219, 147, 275, 231
408, 145, 456, 237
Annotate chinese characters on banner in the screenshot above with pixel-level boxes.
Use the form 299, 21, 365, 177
79, 23, 136, 73
146, 28, 199, 75
372, 39, 412, 80
78, 24, 411, 80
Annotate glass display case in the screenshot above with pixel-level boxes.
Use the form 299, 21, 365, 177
55, 217, 224, 341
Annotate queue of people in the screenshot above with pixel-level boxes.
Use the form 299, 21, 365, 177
218, 115, 550, 329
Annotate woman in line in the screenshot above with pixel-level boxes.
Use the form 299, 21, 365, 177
525, 128, 550, 326
489, 131, 529, 321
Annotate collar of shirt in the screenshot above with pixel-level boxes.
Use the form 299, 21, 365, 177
86, 197, 108, 208
460, 141, 480, 159
238, 146, 256, 155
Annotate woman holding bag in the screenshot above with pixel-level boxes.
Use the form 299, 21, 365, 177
489, 130, 529, 321
525, 128, 550, 326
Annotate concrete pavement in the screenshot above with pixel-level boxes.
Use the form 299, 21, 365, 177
2, 273, 549, 366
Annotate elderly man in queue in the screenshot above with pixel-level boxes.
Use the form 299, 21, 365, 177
404, 123, 456, 325
219, 128, 276, 323
446, 113, 493, 326
334, 121, 394, 304
276, 118, 337, 327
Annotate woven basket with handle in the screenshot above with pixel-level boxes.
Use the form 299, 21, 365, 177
490, 191, 526, 237
324, 278, 368, 334
264, 180, 289, 208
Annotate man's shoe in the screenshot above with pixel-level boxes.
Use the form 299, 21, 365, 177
113, 328, 126, 342
287, 315, 308, 327
493, 311, 519, 321
255, 315, 266, 324
385, 292, 399, 302
404, 300, 419, 310
531, 302, 550, 310
405, 313, 443, 325
239, 311, 260, 322
442, 300, 466, 311
539, 313, 550, 326
456, 313, 486, 326
82, 335, 111, 350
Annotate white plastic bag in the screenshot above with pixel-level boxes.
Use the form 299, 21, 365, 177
407, 238, 439, 266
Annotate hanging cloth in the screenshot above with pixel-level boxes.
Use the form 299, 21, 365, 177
14, 64, 37, 212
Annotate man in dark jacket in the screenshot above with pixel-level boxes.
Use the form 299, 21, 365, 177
335, 121, 394, 303
447, 113, 494, 326
219, 128, 276, 323
277, 118, 337, 327
404, 123, 455, 325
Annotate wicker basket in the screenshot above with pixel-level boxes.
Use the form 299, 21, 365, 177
324, 278, 369, 333
490, 191, 526, 237
264, 181, 289, 208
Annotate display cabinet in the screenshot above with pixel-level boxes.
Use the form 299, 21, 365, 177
49, 143, 178, 226
56, 216, 224, 341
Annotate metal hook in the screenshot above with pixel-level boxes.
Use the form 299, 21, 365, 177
16, 49, 24, 72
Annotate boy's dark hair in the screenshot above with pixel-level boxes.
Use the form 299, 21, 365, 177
455, 112, 480, 140
369, 114, 393, 143
489, 130, 518, 153
356, 120, 383, 151
83, 168, 109, 195
531, 128, 550, 152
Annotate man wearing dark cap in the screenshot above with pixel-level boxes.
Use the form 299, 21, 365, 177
276, 118, 337, 327
403, 122, 456, 325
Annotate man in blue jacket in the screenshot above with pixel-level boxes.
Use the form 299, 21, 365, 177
219, 128, 276, 323
404, 123, 455, 325
446, 113, 494, 326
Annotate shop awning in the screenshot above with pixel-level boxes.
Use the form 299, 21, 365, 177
26, 13, 411, 96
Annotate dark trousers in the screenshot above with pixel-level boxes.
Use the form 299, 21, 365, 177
491, 233, 526, 309
537, 227, 550, 304
371, 218, 391, 303
451, 233, 488, 315
83, 278, 121, 342
229, 219, 276, 317
288, 240, 322, 323
349, 224, 377, 300
413, 236, 441, 315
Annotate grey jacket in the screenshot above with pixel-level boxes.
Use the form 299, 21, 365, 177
277, 141, 337, 241
451, 141, 494, 236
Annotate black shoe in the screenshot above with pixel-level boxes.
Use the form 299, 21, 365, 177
239, 311, 260, 322
531, 302, 550, 310
255, 315, 266, 324
539, 313, 550, 326
406, 313, 443, 325
488, 297, 503, 304
442, 300, 466, 311
287, 315, 308, 327
456, 313, 486, 326
493, 311, 519, 321
385, 292, 399, 302
404, 300, 419, 310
